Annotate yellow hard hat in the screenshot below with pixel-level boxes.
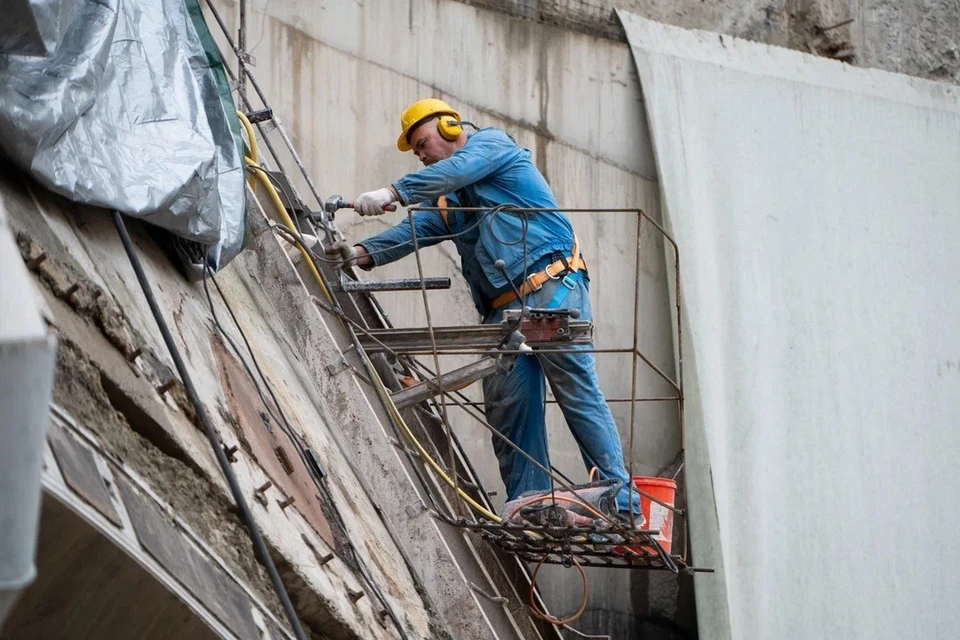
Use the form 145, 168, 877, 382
397, 98, 461, 151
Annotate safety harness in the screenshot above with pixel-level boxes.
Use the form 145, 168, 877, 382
436, 195, 587, 312
489, 237, 585, 310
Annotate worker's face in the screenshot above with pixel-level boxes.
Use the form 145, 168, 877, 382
409, 118, 457, 167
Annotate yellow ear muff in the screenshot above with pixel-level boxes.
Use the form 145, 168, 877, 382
437, 116, 463, 141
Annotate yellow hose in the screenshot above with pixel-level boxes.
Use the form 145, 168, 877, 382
237, 111, 259, 192
247, 162, 329, 299
242, 154, 500, 520
377, 373, 503, 522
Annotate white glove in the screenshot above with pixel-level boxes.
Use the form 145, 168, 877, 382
324, 241, 359, 270
354, 187, 396, 217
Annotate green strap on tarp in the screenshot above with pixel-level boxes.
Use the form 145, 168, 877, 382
184, 0, 249, 257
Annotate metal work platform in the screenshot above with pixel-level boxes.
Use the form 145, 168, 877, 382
357, 316, 594, 353
452, 518, 688, 572
200, 1, 708, 632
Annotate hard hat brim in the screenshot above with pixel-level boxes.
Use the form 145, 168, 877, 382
397, 108, 460, 152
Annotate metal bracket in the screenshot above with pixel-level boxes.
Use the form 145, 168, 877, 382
501, 308, 573, 343
244, 108, 273, 124
326, 344, 356, 376
336, 277, 452, 293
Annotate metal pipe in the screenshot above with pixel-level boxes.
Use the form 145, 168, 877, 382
338, 277, 451, 292
238, 0, 246, 97
626, 212, 643, 527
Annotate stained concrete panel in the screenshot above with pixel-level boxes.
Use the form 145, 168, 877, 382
115, 476, 261, 640
3, 495, 219, 640
46, 423, 121, 526
619, 11, 960, 640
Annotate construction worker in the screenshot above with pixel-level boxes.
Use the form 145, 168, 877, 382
327, 98, 642, 521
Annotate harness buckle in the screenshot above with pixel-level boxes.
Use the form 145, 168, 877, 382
544, 261, 564, 280
525, 272, 544, 293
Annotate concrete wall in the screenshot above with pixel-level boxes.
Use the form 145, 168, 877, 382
2, 163, 439, 639
206, 2, 683, 635
621, 12, 960, 639
209, 0, 679, 499
205, 0, 960, 637
209, 0, 960, 511
463, 0, 960, 85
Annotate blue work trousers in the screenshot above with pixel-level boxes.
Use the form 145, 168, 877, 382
482, 274, 641, 513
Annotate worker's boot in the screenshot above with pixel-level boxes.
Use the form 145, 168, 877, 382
500, 478, 623, 526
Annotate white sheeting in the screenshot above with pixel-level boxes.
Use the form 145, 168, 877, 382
618, 12, 960, 640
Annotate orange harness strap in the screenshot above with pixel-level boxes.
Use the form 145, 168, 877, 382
489, 237, 585, 311
437, 195, 450, 229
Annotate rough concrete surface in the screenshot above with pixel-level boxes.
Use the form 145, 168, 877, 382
51, 339, 287, 624
2, 159, 438, 639
467, 0, 960, 84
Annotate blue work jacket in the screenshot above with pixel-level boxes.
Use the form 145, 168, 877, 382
357, 127, 576, 317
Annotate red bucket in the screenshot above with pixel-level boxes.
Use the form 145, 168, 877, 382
633, 476, 677, 554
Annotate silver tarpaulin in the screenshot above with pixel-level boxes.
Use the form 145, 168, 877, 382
0, 0, 245, 270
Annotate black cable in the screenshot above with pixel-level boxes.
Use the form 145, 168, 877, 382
201, 257, 412, 640
267, 224, 449, 516
487, 204, 529, 247
112, 211, 308, 640
277, 202, 519, 263
202, 263, 285, 431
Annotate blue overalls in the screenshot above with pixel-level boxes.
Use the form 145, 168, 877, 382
358, 127, 640, 513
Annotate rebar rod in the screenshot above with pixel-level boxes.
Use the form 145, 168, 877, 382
627, 212, 643, 528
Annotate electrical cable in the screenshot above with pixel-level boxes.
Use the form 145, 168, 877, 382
529, 555, 588, 626
201, 219, 415, 638
202, 267, 412, 640
242, 147, 614, 628
111, 211, 308, 640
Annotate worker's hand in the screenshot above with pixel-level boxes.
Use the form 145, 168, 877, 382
324, 241, 360, 270
354, 187, 397, 217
